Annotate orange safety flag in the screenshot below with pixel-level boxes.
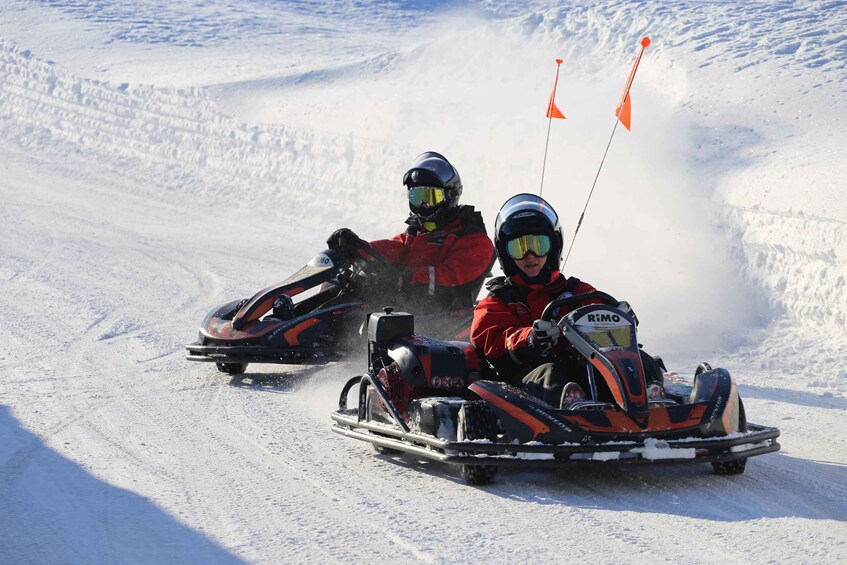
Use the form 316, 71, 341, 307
615, 37, 651, 130
545, 59, 566, 119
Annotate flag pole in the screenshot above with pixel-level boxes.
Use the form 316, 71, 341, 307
561, 37, 650, 270
540, 59, 565, 197
562, 117, 620, 268
539, 114, 555, 198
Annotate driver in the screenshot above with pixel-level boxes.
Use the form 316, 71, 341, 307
326, 151, 495, 314
471, 193, 605, 409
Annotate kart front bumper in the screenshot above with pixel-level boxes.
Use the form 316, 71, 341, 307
331, 409, 781, 467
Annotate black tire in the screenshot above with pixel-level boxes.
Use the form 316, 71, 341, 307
457, 401, 498, 485
216, 362, 248, 374
712, 398, 748, 475
712, 458, 747, 475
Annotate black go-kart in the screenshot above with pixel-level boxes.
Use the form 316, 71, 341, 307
331, 291, 781, 485
185, 246, 474, 374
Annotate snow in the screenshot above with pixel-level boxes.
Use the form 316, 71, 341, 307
1, 0, 846, 563
633, 439, 695, 461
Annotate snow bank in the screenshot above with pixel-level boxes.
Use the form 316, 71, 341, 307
0, 39, 406, 235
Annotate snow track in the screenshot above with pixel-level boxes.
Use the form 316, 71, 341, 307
1, 1, 846, 563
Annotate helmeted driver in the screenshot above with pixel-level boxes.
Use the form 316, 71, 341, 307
326, 151, 495, 314
470, 193, 603, 407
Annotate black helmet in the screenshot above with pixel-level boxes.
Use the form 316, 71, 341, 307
494, 193, 564, 279
403, 151, 462, 223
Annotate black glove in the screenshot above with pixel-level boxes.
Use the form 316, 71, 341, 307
326, 228, 364, 260
528, 319, 561, 355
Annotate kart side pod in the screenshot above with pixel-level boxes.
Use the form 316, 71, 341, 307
690, 367, 742, 436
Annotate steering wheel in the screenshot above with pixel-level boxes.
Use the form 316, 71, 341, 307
351, 239, 390, 274
540, 291, 620, 323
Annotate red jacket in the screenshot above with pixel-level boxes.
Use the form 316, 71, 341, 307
471, 271, 596, 382
370, 206, 496, 311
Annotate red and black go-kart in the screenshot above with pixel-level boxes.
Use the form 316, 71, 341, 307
331, 291, 781, 485
185, 248, 371, 374
185, 247, 473, 374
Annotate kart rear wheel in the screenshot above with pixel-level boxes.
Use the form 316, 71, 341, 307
457, 401, 498, 486
216, 362, 248, 375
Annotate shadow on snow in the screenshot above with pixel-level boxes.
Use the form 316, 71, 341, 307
0, 405, 245, 564
369, 450, 846, 523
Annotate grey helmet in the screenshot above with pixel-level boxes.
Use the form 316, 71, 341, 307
403, 151, 462, 223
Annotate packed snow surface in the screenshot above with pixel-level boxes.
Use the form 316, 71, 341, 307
1, 0, 845, 563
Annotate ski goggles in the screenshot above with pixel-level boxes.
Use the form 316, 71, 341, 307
408, 186, 447, 207
505, 234, 552, 259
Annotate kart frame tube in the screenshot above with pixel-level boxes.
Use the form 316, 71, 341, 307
186, 343, 343, 364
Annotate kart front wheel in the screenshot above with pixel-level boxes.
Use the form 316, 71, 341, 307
457, 401, 498, 486
712, 458, 747, 475
712, 398, 748, 475
216, 362, 248, 374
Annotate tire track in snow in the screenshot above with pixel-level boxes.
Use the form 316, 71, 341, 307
489, 469, 729, 563
191, 369, 440, 562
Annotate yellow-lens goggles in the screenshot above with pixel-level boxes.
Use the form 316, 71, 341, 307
408, 186, 446, 207
506, 234, 552, 259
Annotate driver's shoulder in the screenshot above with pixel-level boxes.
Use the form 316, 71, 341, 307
455, 205, 488, 234
570, 278, 597, 294
485, 276, 530, 304
549, 273, 595, 295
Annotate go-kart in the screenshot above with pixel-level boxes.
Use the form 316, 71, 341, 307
331, 291, 781, 485
185, 246, 474, 374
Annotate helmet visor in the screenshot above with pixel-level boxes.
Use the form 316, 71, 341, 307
407, 152, 456, 186
496, 193, 559, 233
506, 234, 552, 260
408, 186, 447, 207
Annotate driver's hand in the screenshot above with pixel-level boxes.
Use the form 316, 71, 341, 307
528, 319, 561, 355
327, 228, 364, 260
